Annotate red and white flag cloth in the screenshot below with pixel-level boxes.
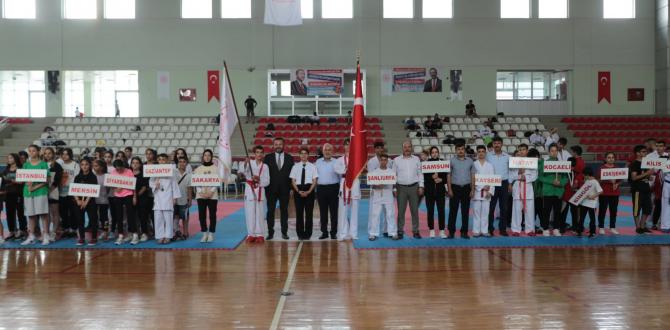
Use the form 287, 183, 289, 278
208, 70, 220, 102
218, 68, 238, 183
264, 0, 303, 26
598, 71, 611, 104
344, 61, 367, 196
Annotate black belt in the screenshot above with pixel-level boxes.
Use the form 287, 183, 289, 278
397, 183, 418, 187
318, 183, 339, 187
452, 183, 471, 188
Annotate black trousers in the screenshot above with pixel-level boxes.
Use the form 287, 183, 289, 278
59, 196, 76, 231
266, 188, 289, 236
136, 197, 152, 235
98, 204, 109, 231
560, 202, 578, 231
577, 206, 596, 234
294, 185, 315, 239
488, 180, 510, 233
541, 196, 562, 230
425, 192, 446, 230
72, 199, 98, 239
317, 184, 339, 236
5, 192, 26, 232
598, 195, 619, 228
653, 198, 662, 226
197, 199, 218, 233
111, 196, 136, 234
448, 184, 471, 235
534, 197, 543, 230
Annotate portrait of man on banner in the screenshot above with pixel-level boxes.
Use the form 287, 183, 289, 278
423, 67, 442, 92
450, 69, 463, 101
290, 68, 308, 96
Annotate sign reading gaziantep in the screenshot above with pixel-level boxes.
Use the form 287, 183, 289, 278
421, 161, 451, 174
366, 171, 397, 185
104, 174, 137, 190
543, 161, 571, 173
190, 174, 221, 187
16, 169, 48, 183
600, 168, 629, 181
474, 174, 502, 187
509, 157, 538, 169
68, 183, 101, 198
143, 164, 174, 178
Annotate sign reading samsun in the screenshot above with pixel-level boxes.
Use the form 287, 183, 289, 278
421, 161, 451, 174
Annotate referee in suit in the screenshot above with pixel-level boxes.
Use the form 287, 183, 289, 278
264, 137, 294, 240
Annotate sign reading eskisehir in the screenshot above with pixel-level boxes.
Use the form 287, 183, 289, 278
600, 168, 629, 180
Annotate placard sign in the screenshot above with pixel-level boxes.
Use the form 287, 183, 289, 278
569, 182, 595, 206
543, 161, 571, 173
366, 172, 397, 185
474, 174, 502, 187
663, 161, 670, 173
509, 157, 538, 169
104, 174, 137, 190
421, 161, 451, 174
641, 156, 665, 170
600, 168, 629, 181
190, 174, 221, 187
16, 169, 48, 183
68, 183, 101, 198
143, 164, 174, 178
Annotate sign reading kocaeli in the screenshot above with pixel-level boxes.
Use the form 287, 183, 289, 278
543, 161, 571, 173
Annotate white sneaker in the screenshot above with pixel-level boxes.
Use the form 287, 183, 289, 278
543, 230, 550, 237
599, 228, 606, 235
115, 234, 124, 245
49, 232, 56, 242
140, 234, 148, 242
610, 228, 620, 235
206, 232, 214, 242
200, 233, 209, 243
123, 235, 132, 243
130, 233, 140, 245
0, 237, 5, 244
21, 235, 35, 246
41, 237, 50, 246
439, 230, 447, 238
429, 230, 435, 238
552, 229, 562, 237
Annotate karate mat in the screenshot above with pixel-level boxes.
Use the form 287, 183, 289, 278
353, 197, 670, 249
0, 201, 247, 250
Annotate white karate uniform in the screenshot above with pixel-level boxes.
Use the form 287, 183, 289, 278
334, 156, 360, 240
472, 160, 495, 235
510, 166, 538, 234
367, 156, 394, 234
150, 175, 182, 240
368, 167, 397, 237
661, 172, 670, 230
243, 161, 270, 237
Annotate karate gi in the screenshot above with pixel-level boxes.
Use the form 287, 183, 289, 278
368, 167, 398, 237
334, 155, 360, 240
661, 171, 670, 230
243, 161, 270, 238
510, 166, 538, 234
150, 174, 182, 240
472, 160, 495, 235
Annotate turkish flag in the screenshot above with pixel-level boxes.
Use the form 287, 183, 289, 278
598, 71, 611, 104
344, 61, 367, 195
208, 70, 220, 102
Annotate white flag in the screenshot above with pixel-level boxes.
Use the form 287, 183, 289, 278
157, 71, 170, 100
264, 0, 302, 26
218, 69, 238, 184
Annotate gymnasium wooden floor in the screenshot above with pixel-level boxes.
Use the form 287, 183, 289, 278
1, 243, 669, 329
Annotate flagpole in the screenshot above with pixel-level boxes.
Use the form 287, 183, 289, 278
223, 61, 250, 160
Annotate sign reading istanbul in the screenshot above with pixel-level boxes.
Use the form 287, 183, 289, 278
16, 169, 48, 183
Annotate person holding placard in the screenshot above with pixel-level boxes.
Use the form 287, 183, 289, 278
661, 160, 670, 233
335, 138, 360, 241
110, 159, 137, 245
630, 145, 654, 234
194, 149, 220, 243
93, 159, 112, 241
472, 145, 495, 237
149, 154, 181, 244
367, 141, 393, 237
2, 154, 26, 241
538, 144, 568, 237
368, 154, 398, 241
56, 148, 80, 238
289, 147, 317, 241
650, 141, 668, 230
43, 147, 63, 242
423, 146, 448, 239
20, 145, 50, 246
242, 146, 271, 242
447, 143, 474, 239
509, 144, 538, 236
395, 141, 424, 239
131, 157, 151, 244
173, 157, 192, 241
596, 152, 621, 235
486, 136, 511, 236
574, 167, 603, 238
72, 158, 99, 246
560, 146, 585, 234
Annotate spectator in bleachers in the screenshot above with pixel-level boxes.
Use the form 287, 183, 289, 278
530, 129, 545, 146
124, 147, 133, 163
346, 111, 352, 125
432, 114, 443, 129
544, 128, 560, 149
74, 107, 81, 119
404, 117, 418, 131
244, 95, 258, 124
308, 112, 320, 126
465, 100, 477, 117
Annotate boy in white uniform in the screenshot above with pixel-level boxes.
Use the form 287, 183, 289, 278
472, 145, 495, 237
334, 138, 360, 241
510, 144, 538, 236
368, 154, 398, 240
243, 146, 270, 242
149, 154, 182, 244
661, 162, 670, 233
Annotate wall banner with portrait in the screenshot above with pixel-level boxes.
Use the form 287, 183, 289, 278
449, 69, 463, 101
381, 67, 444, 94
290, 68, 343, 96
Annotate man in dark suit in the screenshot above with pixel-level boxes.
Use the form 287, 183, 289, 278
264, 137, 294, 240
291, 69, 308, 96
423, 67, 442, 92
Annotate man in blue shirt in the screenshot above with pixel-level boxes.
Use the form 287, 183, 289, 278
316, 144, 340, 239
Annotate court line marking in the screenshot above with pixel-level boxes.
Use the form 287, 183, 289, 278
270, 241, 303, 330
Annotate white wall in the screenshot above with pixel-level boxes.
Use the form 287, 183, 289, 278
0, 0, 656, 117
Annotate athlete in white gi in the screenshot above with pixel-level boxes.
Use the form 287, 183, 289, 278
149, 154, 182, 244
243, 146, 270, 242
472, 146, 495, 237
335, 139, 360, 241
509, 144, 538, 235
368, 154, 398, 240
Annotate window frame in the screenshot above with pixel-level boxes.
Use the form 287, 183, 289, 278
181, 0, 213, 19
2, 0, 37, 19
500, 0, 531, 19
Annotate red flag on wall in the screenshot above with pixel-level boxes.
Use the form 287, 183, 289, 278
598, 71, 611, 104
344, 61, 367, 194
208, 70, 220, 102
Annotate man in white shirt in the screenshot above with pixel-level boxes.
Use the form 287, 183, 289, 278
394, 141, 424, 239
